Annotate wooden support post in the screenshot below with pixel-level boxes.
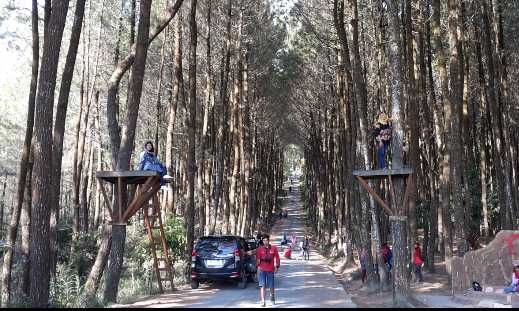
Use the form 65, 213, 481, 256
389, 215, 410, 307
402, 174, 413, 215
123, 178, 161, 221
117, 177, 123, 222
97, 177, 114, 220
356, 176, 393, 216
126, 175, 156, 213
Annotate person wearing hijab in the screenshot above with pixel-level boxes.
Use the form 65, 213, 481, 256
138, 141, 170, 185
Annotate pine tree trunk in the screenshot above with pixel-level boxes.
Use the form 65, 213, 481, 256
0, 0, 39, 306
210, 0, 232, 235
50, 0, 87, 277
0, 174, 6, 237
184, 0, 198, 279
19, 158, 33, 298
30, 0, 70, 306
104, 0, 153, 303
386, 0, 412, 306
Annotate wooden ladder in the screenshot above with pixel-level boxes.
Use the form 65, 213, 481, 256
143, 193, 175, 293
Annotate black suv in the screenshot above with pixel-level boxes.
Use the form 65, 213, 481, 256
190, 235, 257, 289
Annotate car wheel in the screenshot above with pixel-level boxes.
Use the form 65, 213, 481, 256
238, 270, 247, 289
191, 280, 199, 289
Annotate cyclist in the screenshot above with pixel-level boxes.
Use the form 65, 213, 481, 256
301, 235, 310, 260
256, 235, 280, 307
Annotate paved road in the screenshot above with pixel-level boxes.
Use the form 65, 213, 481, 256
113, 182, 356, 308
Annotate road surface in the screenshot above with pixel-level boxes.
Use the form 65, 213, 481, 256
113, 181, 356, 308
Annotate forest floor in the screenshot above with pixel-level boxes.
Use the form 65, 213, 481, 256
324, 226, 516, 308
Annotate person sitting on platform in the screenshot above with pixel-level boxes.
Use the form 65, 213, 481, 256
372, 112, 392, 169
138, 141, 171, 186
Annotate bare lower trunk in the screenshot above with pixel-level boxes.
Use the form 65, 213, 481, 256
30, 0, 70, 306
185, 0, 198, 279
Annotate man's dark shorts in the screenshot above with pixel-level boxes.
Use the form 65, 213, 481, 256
258, 270, 275, 288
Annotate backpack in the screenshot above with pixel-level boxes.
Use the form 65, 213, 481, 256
472, 281, 482, 291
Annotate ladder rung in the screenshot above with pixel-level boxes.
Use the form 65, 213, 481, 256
159, 278, 172, 282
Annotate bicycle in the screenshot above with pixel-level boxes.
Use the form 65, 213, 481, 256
301, 247, 309, 260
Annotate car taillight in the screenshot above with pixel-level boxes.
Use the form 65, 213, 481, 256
191, 250, 197, 262
234, 248, 240, 261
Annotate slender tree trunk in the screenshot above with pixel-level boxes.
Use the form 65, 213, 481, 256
30, 0, 70, 306
386, 0, 411, 306
165, 15, 184, 213
19, 157, 33, 298
83, 224, 112, 302
106, 0, 185, 167
104, 0, 153, 304
431, 0, 454, 267
446, 0, 466, 256
51, 0, 87, 276
0, 0, 39, 306
185, 0, 198, 279
210, 0, 232, 235
480, 0, 513, 231
0, 174, 6, 236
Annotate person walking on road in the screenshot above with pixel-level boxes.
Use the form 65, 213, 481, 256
301, 235, 310, 260
256, 235, 280, 307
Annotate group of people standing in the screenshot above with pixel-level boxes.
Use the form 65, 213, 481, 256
359, 242, 424, 284
281, 232, 309, 260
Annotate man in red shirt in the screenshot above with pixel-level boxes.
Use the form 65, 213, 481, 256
256, 235, 280, 307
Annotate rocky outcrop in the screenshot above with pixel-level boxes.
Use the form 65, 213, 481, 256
452, 230, 519, 292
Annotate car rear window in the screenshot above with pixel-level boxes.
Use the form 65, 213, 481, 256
196, 238, 237, 257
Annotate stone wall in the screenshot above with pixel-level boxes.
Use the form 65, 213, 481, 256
451, 230, 519, 292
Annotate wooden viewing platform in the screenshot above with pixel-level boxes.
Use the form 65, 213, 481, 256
96, 170, 175, 292
96, 170, 161, 185
96, 170, 162, 223
353, 166, 413, 216
352, 167, 413, 179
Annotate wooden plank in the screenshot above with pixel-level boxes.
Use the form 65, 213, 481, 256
356, 176, 393, 216
154, 192, 175, 289
143, 200, 164, 294
388, 174, 397, 213
96, 170, 160, 178
126, 176, 156, 215
96, 170, 160, 185
122, 182, 161, 221
117, 177, 123, 222
352, 167, 413, 179
402, 174, 413, 215
123, 177, 160, 220
97, 177, 114, 220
